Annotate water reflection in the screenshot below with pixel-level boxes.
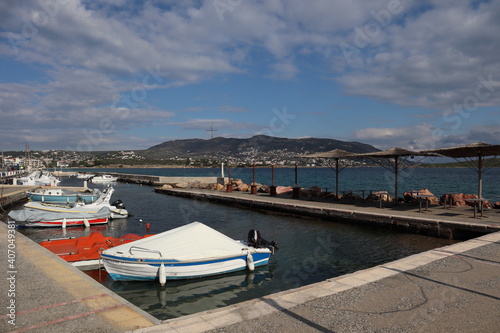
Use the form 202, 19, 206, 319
88, 267, 273, 320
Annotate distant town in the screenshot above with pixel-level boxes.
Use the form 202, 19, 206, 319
0, 148, 371, 170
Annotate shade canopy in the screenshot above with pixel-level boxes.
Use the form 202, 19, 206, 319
422, 142, 500, 198
423, 142, 500, 158
298, 149, 358, 197
300, 149, 358, 159
357, 147, 431, 158
355, 148, 437, 201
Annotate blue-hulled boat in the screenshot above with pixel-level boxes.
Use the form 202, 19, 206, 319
102, 222, 277, 285
27, 188, 101, 204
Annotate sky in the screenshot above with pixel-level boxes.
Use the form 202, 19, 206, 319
0, 0, 499, 152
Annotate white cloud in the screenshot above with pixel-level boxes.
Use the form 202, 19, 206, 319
336, 0, 500, 110
168, 118, 253, 131
1, 0, 499, 150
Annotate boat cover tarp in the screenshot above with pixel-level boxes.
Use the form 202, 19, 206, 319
103, 222, 246, 260
8, 206, 111, 223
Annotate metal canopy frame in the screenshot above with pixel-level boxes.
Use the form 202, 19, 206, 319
298, 149, 358, 198
423, 142, 500, 199
355, 148, 436, 202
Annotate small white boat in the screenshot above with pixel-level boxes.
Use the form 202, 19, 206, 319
27, 188, 101, 204
102, 222, 278, 284
91, 175, 118, 183
24, 186, 129, 219
17, 171, 60, 186
76, 173, 95, 179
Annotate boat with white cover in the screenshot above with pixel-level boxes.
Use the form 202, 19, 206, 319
8, 206, 111, 228
102, 222, 278, 284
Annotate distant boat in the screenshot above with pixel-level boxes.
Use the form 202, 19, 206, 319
24, 186, 129, 219
39, 231, 153, 270
90, 175, 118, 183
102, 222, 278, 284
75, 173, 95, 179
17, 170, 60, 186
27, 188, 101, 204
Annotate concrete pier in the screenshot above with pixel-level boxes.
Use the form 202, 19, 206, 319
90, 172, 227, 187
155, 188, 500, 240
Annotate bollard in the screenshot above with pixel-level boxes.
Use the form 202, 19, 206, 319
146, 223, 151, 231
250, 184, 257, 194
270, 185, 277, 196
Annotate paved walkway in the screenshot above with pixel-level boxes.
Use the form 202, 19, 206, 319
0, 222, 158, 333
136, 231, 500, 333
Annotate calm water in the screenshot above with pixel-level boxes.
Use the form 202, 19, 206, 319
13, 166, 498, 320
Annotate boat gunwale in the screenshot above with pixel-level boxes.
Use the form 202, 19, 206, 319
101, 250, 271, 266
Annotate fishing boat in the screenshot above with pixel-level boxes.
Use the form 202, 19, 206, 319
24, 186, 129, 219
8, 206, 111, 228
90, 175, 118, 183
102, 222, 278, 285
39, 231, 153, 270
27, 188, 101, 204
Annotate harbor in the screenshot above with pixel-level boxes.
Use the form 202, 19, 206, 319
1, 188, 499, 332
1, 169, 500, 332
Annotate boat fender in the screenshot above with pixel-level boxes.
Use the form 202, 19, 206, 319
62, 217, 66, 229
159, 263, 167, 286
83, 218, 90, 228
246, 252, 255, 271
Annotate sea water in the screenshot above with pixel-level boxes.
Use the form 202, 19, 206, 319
15, 167, 499, 320
71, 166, 500, 199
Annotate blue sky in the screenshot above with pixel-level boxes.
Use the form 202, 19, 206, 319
1, 0, 499, 152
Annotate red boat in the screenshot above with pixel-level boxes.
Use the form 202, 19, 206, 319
39, 231, 153, 270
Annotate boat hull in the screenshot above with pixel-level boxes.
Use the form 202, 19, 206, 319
21, 217, 108, 228
39, 232, 152, 270
102, 251, 271, 281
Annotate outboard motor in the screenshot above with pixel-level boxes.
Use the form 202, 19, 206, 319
248, 229, 278, 253
111, 199, 126, 209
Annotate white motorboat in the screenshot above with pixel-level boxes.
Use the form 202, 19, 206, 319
76, 173, 95, 179
17, 170, 60, 186
102, 222, 278, 284
90, 175, 118, 183
24, 186, 129, 219
27, 188, 101, 204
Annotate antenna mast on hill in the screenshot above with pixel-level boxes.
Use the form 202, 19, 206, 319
207, 122, 218, 164
25, 142, 31, 171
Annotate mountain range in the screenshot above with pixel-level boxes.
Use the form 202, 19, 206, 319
143, 135, 379, 159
